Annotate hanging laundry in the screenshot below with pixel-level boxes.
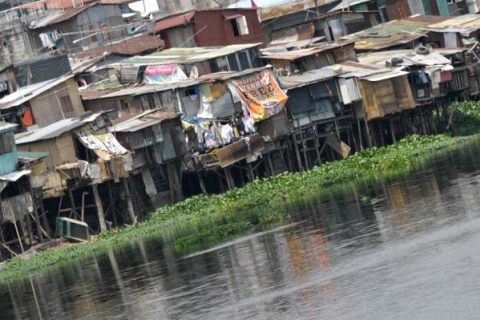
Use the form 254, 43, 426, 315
242, 115, 255, 134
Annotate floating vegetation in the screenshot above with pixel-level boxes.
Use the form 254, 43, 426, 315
0, 133, 479, 283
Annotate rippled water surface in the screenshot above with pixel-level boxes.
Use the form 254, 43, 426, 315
2, 145, 480, 319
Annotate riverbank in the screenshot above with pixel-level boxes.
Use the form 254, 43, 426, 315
0, 133, 478, 283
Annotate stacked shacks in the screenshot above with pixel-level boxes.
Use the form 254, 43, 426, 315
0, 122, 46, 258
2, 0, 480, 256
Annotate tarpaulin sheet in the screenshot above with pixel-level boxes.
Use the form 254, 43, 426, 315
144, 64, 187, 84
78, 133, 129, 161
231, 70, 288, 122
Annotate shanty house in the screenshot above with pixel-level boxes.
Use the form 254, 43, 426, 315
357, 70, 415, 120
27, 2, 131, 53
112, 111, 187, 206
260, 0, 381, 44
118, 43, 263, 81
0, 74, 85, 130
424, 14, 480, 48
383, 0, 470, 21
151, 9, 264, 48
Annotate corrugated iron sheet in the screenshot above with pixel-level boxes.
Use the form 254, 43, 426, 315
425, 14, 480, 35
122, 43, 261, 66
28, 3, 97, 29
0, 193, 32, 223
343, 15, 449, 51
261, 41, 353, 61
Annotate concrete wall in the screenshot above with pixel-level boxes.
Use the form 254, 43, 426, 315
0, 20, 34, 64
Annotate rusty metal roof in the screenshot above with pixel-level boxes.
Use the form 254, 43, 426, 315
28, 3, 97, 29
152, 11, 196, 33
343, 15, 449, 51
72, 33, 164, 60
261, 41, 353, 61
279, 68, 337, 89
425, 14, 480, 36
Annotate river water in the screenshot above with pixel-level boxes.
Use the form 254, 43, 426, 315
2, 144, 480, 319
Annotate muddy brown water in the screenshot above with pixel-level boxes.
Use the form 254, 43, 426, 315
2, 144, 480, 319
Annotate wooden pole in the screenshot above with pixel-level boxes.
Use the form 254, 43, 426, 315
68, 189, 78, 219
389, 117, 396, 143
92, 184, 107, 233
363, 118, 373, 148
224, 167, 235, 190
198, 173, 208, 195
12, 215, 25, 253
292, 133, 303, 171
122, 178, 137, 225
31, 189, 44, 243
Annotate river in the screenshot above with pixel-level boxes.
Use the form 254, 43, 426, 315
2, 143, 480, 319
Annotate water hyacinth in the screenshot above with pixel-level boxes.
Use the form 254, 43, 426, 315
0, 132, 479, 283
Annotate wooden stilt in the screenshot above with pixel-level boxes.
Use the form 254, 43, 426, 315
292, 133, 303, 171
107, 182, 118, 227
122, 178, 137, 224
379, 121, 385, 146
267, 153, 275, 176
299, 130, 309, 170
364, 118, 373, 148
389, 117, 396, 143
198, 173, 208, 195
68, 189, 78, 219
92, 184, 107, 233
224, 167, 235, 190
313, 127, 322, 166
12, 215, 24, 253
356, 116, 364, 151
31, 188, 44, 243
248, 163, 255, 181
38, 198, 51, 239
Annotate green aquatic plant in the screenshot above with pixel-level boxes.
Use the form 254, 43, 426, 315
0, 133, 478, 283
173, 221, 253, 254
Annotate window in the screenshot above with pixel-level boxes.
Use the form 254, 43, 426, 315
60, 96, 74, 114
0, 133, 13, 155
231, 16, 249, 37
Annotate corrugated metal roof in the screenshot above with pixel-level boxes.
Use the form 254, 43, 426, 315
261, 42, 352, 61
15, 113, 102, 144
279, 68, 337, 89
17, 151, 49, 161
112, 111, 179, 133
343, 16, 449, 51
152, 11, 196, 33
360, 70, 409, 81
425, 14, 480, 35
72, 33, 164, 60
0, 122, 17, 133
328, 0, 372, 13
121, 43, 261, 66
28, 3, 97, 29
358, 49, 453, 67
81, 80, 199, 100
0, 63, 11, 73
0, 74, 74, 110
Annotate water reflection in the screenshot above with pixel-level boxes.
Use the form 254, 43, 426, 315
3, 144, 480, 319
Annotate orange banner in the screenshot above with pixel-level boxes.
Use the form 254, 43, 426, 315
231, 70, 288, 122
